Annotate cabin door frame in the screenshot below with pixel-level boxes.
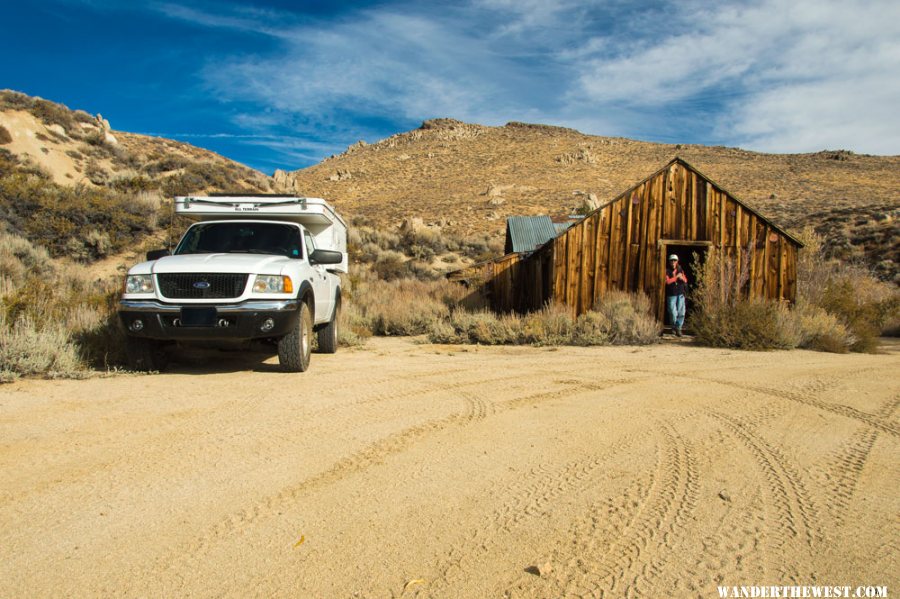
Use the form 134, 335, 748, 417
657, 239, 713, 327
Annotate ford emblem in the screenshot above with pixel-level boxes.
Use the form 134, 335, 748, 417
193, 281, 211, 289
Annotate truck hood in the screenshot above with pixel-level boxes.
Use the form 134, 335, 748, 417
133, 253, 293, 275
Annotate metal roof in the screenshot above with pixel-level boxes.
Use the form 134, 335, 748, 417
505, 216, 558, 254
553, 220, 580, 235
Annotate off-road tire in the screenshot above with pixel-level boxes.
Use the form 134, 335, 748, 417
316, 299, 340, 354
278, 301, 312, 372
125, 337, 169, 372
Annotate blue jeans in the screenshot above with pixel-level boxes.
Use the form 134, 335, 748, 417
667, 294, 686, 330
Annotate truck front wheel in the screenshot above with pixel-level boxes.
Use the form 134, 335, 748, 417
278, 301, 312, 372
125, 337, 169, 372
316, 299, 340, 354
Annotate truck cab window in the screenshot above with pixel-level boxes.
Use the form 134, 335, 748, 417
175, 222, 303, 258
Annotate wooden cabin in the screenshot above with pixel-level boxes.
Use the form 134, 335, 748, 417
448, 158, 803, 322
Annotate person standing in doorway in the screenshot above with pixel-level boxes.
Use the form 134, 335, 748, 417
665, 254, 688, 336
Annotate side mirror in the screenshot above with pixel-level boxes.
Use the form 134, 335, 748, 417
310, 249, 343, 265
146, 248, 171, 261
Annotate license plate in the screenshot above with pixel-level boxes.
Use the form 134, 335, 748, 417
180, 307, 217, 327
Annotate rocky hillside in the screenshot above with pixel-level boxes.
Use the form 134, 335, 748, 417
278, 119, 899, 282
0, 90, 274, 264
0, 90, 271, 195
1, 90, 897, 281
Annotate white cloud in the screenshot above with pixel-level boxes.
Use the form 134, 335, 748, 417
572, 0, 900, 153
158, 0, 900, 158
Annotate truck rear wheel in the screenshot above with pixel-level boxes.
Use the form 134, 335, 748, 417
316, 299, 339, 354
278, 301, 312, 372
125, 337, 169, 372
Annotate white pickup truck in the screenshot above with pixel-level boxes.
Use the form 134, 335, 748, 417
118, 195, 347, 373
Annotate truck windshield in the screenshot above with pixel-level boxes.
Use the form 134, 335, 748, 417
175, 222, 303, 259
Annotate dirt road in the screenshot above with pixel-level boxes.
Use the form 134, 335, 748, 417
1, 338, 898, 597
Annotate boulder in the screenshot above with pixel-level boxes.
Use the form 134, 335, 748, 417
273, 169, 292, 188
573, 191, 599, 212
47, 124, 67, 138
400, 217, 425, 233
345, 140, 367, 154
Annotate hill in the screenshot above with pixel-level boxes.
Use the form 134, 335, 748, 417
0, 90, 274, 263
1, 91, 897, 281
278, 119, 900, 282
0, 90, 271, 195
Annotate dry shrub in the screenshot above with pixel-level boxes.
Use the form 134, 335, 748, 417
347, 267, 461, 336
691, 250, 800, 351
429, 295, 659, 347
520, 303, 576, 345
817, 274, 897, 352
795, 303, 853, 353
693, 298, 800, 351
689, 241, 873, 352
432, 310, 522, 345
591, 291, 661, 345
348, 223, 505, 278
0, 231, 52, 285
571, 311, 610, 346
372, 250, 408, 281
1, 235, 126, 379
336, 299, 371, 347
70, 288, 127, 368
0, 125, 12, 145
0, 171, 158, 260
0, 313, 82, 378
796, 227, 899, 352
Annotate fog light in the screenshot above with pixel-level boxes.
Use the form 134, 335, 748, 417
260, 318, 275, 332
130, 319, 144, 332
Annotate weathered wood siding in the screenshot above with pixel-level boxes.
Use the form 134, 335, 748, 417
446, 251, 552, 313
447, 159, 801, 319
543, 159, 800, 319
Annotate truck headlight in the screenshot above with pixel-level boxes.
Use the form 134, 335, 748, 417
253, 275, 293, 294
125, 275, 154, 294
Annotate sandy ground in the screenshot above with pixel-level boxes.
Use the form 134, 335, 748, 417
1, 338, 898, 598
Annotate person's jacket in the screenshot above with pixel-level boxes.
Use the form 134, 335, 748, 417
665, 265, 688, 296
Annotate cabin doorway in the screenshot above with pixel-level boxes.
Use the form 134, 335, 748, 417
662, 242, 709, 331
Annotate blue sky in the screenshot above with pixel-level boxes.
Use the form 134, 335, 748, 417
2, 0, 898, 173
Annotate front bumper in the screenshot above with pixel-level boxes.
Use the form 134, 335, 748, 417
119, 299, 300, 341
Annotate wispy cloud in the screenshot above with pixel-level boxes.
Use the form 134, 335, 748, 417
572, 0, 900, 154
148, 0, 899, 166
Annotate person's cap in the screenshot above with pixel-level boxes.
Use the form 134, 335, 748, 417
668, 254, 679, 261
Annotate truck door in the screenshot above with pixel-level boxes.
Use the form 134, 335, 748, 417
304, 231, 330, 323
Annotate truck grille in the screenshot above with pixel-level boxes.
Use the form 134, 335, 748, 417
157, 273, 249, 299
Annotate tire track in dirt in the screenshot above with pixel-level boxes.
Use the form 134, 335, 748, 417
817, 394, 899, 525
527, 419, 698, 599
695, 377, 899, 438
629, 365, 898, 437
160, 376, 634, 579
705, 410, 823, 582
3, 368, 588, 506
305, 369, 526, 421
0, 393, 278, 506
624, 421, 700, 599
425, 433, 641, 597
306, 368, 648, 424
